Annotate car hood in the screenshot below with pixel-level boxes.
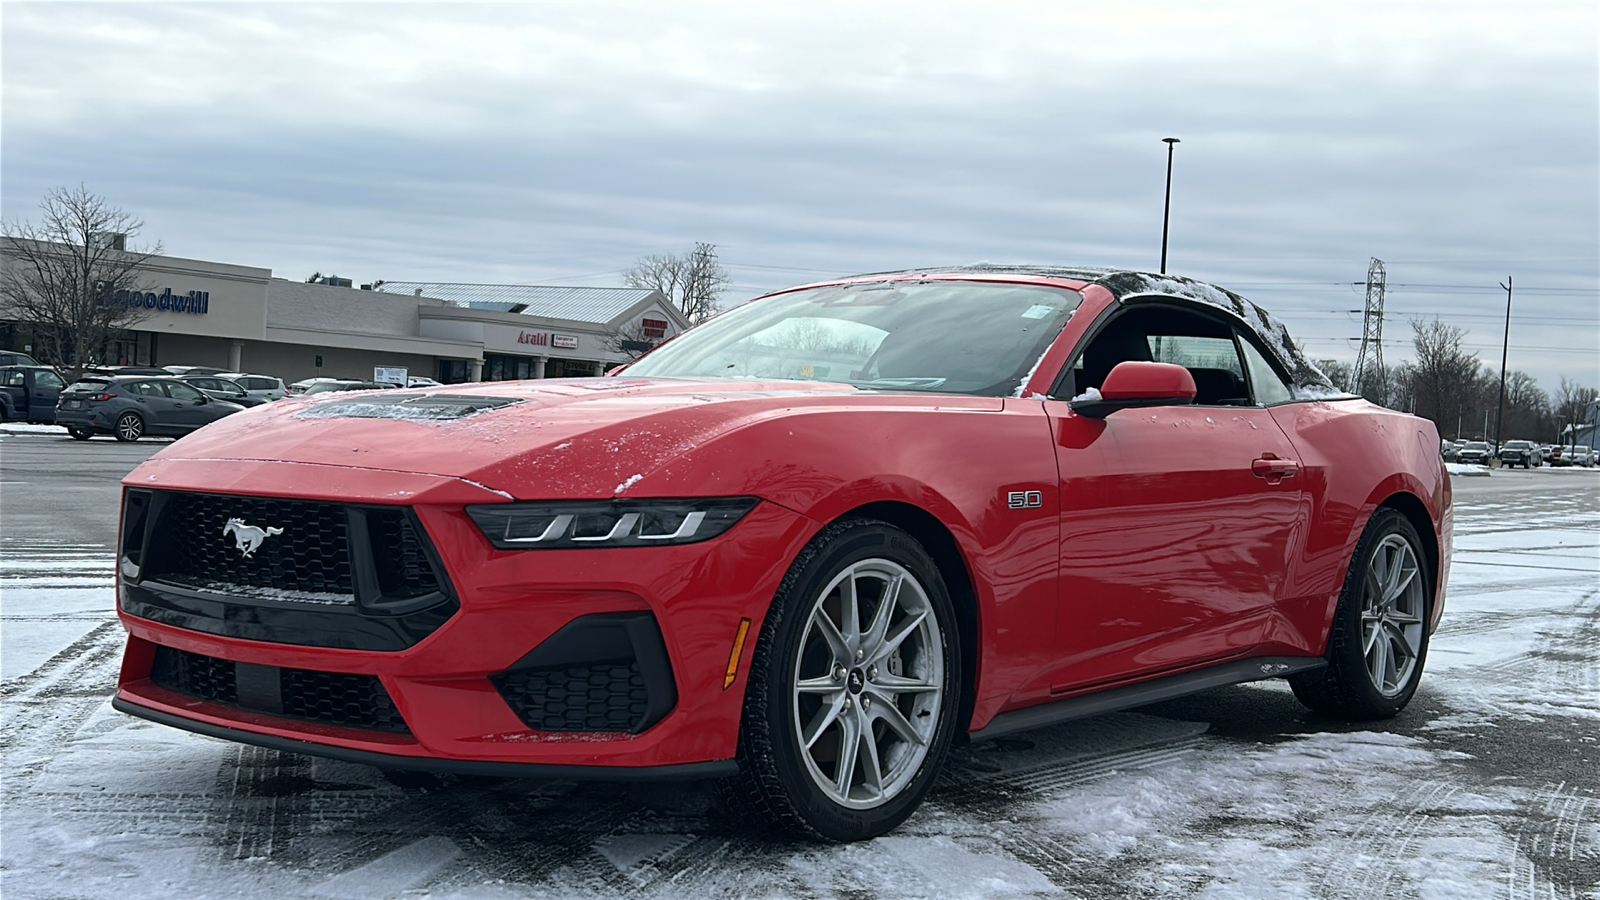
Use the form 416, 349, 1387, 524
137, 377, 1003, 501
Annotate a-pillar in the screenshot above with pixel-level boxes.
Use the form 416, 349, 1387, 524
229, 341, 243, 372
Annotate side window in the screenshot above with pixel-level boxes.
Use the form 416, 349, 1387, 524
37, 371, 65, 390
1239, 338, 1294, 405
5, 371, 23, 386
166, 382, 205, 402
130, 381, 162, 397
1067, 301, 1252, 406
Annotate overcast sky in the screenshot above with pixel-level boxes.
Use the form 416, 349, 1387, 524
4, 1, 1596, 391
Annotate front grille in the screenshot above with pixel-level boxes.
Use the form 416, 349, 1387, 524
149, 493, 353, 594
122, 489, 459, 651
493, 663, 649, 732
150, 646, 409, 733
151, 644, 236, 703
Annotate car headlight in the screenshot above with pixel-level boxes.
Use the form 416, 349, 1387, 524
466, 497, 760, 549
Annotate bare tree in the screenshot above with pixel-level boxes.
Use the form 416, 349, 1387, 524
1501, 370, 1552, 440
623, 242, 730, 325
1554, 377, 1599, 443
1314, 358, 1353, 393
603, 320, 662, 362
1406, 318, 1482, 440
1, 186, 161, 372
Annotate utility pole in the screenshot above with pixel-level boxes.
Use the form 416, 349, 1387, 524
1350, 258, 1386, 400
1159, 138, 1180, 274
1494, 277, 1512, 454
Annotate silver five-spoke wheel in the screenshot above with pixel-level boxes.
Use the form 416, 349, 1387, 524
1289, 507, 1432, 720
792, 558, 944, 808
1361, 533, 1425, 697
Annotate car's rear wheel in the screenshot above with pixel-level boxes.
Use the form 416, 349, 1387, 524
1291, 508, 1430, 719
67, 425, 92, 441
729, 519, 959, 841
114, 413, 144, 442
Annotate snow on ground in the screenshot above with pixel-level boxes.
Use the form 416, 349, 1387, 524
2, 469, 1597, 899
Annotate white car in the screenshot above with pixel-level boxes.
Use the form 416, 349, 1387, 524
216, 373, 287, 402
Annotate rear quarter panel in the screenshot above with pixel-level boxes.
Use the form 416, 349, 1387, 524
1266, 399, 1450, 654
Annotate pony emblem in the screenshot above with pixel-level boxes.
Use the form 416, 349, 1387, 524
224, 518, 283, 558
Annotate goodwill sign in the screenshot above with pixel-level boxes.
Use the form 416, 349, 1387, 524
104, 287, 210, 315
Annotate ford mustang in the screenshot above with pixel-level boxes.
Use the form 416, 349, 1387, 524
112, 266, 1451, 841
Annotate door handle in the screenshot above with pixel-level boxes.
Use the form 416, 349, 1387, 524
1251, 455, 1299, 482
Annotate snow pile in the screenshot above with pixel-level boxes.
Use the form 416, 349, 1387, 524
1445, 462, 1492, 477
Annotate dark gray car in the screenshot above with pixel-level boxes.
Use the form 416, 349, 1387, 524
54, 375, 245, 441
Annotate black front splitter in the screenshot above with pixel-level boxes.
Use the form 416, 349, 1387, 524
113, 697, 738, 782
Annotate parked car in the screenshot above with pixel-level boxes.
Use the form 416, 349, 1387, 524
287, 377, 338, 395
163, 365, 232, 377
111, 267, 1450, 842
408, 376, 443, 388
0, 365, 68, 423
1496, 440, 1543, 468
298, 379, 390, 394
55, 375, 245, 441
1455, 441, 1493, 465
177, 375, 271, 408
1440, 440, 1459, 462
82, 365, 172, 377
0, 350, 41, 367
1557, 445, 1596, 467
216, 373, 288, 402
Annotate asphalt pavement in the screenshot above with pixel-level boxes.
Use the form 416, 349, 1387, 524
2, 428, 1596, 899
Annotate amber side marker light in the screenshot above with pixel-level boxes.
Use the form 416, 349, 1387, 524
723, 618, 752, 690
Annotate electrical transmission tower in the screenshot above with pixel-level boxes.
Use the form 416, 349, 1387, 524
1350, 257, 1387, 397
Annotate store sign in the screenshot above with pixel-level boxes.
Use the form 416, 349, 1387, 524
104, 287, 209, 315
552, 334, 579, 349
642, 317, 668, 339
516, 331, 548, 346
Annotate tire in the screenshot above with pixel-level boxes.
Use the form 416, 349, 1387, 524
727, 518, 961, 841
113, 412, 144, 442
1290, 508, 1431, 719
67, 425, 92, 441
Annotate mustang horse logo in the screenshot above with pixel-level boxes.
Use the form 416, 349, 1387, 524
224, 518, 283, 557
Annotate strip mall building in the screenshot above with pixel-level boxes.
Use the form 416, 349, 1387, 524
0, 246, 689, 384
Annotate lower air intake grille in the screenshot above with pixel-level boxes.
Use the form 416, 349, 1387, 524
150, 646, 409, 734
492, 663, 649, 732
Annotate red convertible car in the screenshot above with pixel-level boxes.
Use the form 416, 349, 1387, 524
113, 267, 1451, 841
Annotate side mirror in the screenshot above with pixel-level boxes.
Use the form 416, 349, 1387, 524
1070, 361, 1197, 419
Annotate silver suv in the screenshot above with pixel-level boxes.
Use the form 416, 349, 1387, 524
216, 373, 287, 402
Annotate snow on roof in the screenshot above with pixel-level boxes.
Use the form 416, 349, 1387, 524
373, 282, 658, 324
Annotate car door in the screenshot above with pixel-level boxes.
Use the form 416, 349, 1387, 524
159, 381, 216, 432
30, 370, 65, 421
1041, 299, 1308, 691
123, 380, 184, 434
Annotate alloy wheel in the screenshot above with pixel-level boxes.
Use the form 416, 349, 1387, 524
790, 558, 944, 809
1361, 533, 1425, 697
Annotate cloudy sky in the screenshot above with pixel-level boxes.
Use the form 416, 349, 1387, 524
4, 1, 1596, 391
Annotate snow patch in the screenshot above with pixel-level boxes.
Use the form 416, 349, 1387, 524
614, 473, 643, 494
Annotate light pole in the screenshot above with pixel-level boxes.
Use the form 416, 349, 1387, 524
1159, 137, 1180, 274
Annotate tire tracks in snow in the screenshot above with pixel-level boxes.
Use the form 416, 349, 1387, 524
0, 621, 123, 784
1506, 781, 1600, 900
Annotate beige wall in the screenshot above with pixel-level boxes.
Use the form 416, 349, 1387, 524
127, 254, 271, 341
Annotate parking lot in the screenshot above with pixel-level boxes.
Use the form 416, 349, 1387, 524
3, 428, 1597, 899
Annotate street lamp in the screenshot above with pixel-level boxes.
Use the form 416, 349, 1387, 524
1160, 137, 1180, 274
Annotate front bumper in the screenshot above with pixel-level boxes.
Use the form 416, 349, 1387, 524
116, 496, 818, 772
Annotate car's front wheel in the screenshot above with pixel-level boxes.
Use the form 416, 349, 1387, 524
1291, 508, 1431, 719
113, 413, 144, 442
729, 519, 960, 841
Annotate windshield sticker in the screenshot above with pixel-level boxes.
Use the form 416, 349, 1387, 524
1021, 305, 1057, 319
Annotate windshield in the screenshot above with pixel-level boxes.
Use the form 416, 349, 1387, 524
1464, 442, 1490, 450
625, 280, 1083, 396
